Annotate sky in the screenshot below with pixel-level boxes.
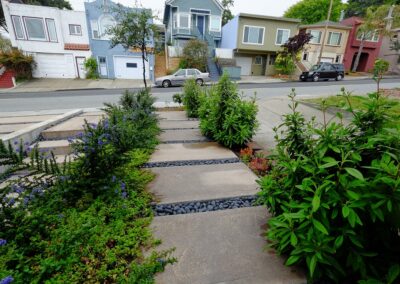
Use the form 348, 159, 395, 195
69, 0, 303, 19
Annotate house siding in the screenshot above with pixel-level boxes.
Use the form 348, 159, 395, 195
85, 0, 155, 80
221, 16, 239, 49
379, 29, 400, 74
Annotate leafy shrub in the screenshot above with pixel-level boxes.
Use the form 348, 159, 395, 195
275, 53, 296, 75
182, 78, 202, 118
84, 57, 99, 79
172, 93, 183, 105
0, 48, 35, 80
198, 73, 258, 148
0, 35, 11, 53
182, 39, 208, 72
259, 88, 400, 283
240, 147, 253, 163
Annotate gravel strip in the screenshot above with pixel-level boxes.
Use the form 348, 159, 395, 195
161, 139, 211, 144
153, 195, 258, 216
142, 158, 240, 168
161, 127, 199, 130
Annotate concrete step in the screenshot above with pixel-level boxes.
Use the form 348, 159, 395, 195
149, 163, 259, 204
159, 129, 206, 143
159, 120, 199, 130
151, 207, 305, 283
0, 115, 56, 125
42, 115, 103, 140
35, 140, 72, 155
148, 142, 237, 164
156, 111, 188, 121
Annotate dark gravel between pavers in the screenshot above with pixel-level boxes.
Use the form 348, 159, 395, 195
160, 127, 199, 130
142, 158, 240, 168
161, 139, 211, 144
153, 195, 258, 216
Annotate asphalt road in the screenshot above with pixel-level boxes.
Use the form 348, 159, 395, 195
0, 78, 398, 113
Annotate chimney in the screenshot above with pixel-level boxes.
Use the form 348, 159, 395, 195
339, 10, 345, 22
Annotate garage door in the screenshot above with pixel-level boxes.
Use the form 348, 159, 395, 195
34, 53, 75, 78
114, 56, 149, 79
235, 57, 252, 76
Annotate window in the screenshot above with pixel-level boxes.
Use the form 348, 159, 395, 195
303, 52, 308, 61
173, 13, 177, 28
335, 55, 341, 63
210, 16, 221, 32
46, 19, 57, 42
91, 20, 100, 39
11, 16, 25, 39
254, 56, 262, 65
243, 26, 264, 45
100, 15, 116, 38
69, 24, 82, 36
178, 13, 190, 28
175, 69, 186, 76
357, 29, 379, 42
187, 69, 197, 76
99, 57, 106, 64
276, 29, 290, 45
269, 54, 276, 65
126, 63, 137, 68
327, 32, 342, 45
24, 17, 46, 41
309, 30, 322, 44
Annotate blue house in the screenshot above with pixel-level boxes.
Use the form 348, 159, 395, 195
84, 0, 155, 80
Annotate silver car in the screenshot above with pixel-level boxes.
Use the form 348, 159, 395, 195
155, 68, 210, 88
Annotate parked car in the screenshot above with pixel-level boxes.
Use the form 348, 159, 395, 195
155, 69, 210, 88
300, 63, 345, 82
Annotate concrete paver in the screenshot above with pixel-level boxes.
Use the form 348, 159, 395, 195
149, 142, 237, 163
0, 123, 36, 134
159, 129, 205, 142
149, 163, 259, 204
152, 207, 305, 284
42, 115, 103, 139
0, 115, 56, 125
35, 140, 72, 155
159, 120, 199, 130
156, 111, 188, 121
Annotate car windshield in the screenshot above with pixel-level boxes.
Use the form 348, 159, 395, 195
310, 65, 321, 71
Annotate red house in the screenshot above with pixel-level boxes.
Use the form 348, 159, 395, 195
341, 17, 383, 72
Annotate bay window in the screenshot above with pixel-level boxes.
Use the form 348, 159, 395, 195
24, 17, 46, 41
11, 16, 25, 40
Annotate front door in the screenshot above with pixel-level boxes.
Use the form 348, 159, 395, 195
76, 57, 86, 79
99, 57, 108, 77
197, 15, 205, 35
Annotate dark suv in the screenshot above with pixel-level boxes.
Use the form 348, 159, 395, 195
300, 63, 345, 82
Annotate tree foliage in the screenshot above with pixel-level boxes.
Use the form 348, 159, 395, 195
222, 0, 234, 26
182, 39, 208, 72
345, 0, 399, 17
0, 48, 35, 80
108, 6, 157, 88
0, 0, 72, 32
284, 0, 344, 24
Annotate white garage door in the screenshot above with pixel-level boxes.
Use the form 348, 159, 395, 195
235, 57, 252, 76
114, 56, 149, 79
34, 53, 75, 78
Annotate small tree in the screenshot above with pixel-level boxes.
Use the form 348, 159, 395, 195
108, 6, 158, 88
182, 39, 208, 72
281, 32, 313, 77
373, 58, 390, 93
222, 0, 234, 26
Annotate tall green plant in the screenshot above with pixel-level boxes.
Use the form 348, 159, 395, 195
84, 57, 99, 79
259, 88, 400, 282
182, 78, 202, 118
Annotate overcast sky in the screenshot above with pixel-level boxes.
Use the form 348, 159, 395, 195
69, 0, 304, 19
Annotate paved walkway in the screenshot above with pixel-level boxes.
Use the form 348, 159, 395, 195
149, 111, 305, 283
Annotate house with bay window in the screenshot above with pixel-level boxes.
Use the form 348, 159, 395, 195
220, 13, 300, 76
1, 0, 91, 78
84, 0, 155, 80
299, 21, 351, 70
163, 0, 224, 48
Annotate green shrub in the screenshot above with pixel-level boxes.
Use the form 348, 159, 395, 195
172, 93, 183, 105
259, 88, 400, 283
275, 53, 296, 75
0, 48, 35, 80
182, 39, 208, 72
182, 78, 202, 118
84, 57, 99, 79
198, 73, 258, 148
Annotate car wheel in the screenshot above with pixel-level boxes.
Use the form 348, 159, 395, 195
162, 80, 171, 88
313, 75, 319, 82
336, 74, 343, 81
195, 79, 204, 86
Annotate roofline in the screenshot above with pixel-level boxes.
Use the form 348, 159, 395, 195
238, 13, 301, 23
165, 0, 224, 10
299, 23, 352, 30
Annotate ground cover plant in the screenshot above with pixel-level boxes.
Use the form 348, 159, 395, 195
0, 89, 174, 283
198, 73, 259, 148
259, 87, 400, 283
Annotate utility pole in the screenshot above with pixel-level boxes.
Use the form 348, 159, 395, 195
317, 0, 334, 64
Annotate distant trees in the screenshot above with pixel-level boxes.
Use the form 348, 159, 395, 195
222, 0, 234, 26
345, 0, 400, 17
284, 0, 344, 24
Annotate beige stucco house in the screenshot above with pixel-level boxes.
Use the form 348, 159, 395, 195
299, 21, 351, 70
220, 13, 300, 76
379, 28, 400, 74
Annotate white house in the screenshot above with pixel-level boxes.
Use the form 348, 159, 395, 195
1, 0, 91, 78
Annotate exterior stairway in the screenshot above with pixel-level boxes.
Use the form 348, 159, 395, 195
204, 33, 220, 81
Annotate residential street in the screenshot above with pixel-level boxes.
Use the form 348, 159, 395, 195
0, 78, 399, 113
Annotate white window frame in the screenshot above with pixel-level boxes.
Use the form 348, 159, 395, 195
309, 30, 322, 44
69, 24, 82, 36
45, 18, 57, 42
23, 17, 47, 41
210, 15, 221, 32
242, 25, 265, 46
275, 28, 290, 45
11, 15, 25, 40
254, 56, 262, 65
357, 29, 379, 42
91, 20, 100, 39
327, 31, 342, 46
178, 13, 190, 29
